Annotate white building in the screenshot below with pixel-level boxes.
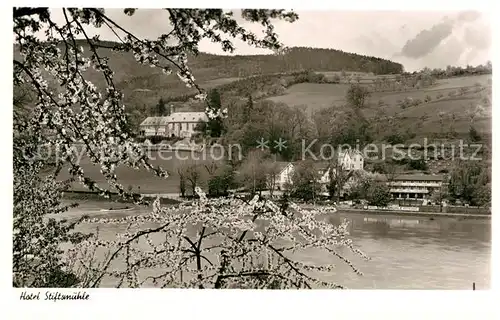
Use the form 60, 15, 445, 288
139, 112, 208, 138
274, 162, 294, 190
338, 149, 364, 171
270, 151, 365, 191
387, 174, 445, 201
139, 117, 170, 136
317, 150, 365, 185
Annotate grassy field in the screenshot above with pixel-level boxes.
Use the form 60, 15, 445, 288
58, 151, 223, 194
202, 77, 242, 88
266, 74, 492, 135
429, 75, 491, 91
267, 83, 349, 115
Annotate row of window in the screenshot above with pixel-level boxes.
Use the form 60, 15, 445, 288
147, 123, 197, 132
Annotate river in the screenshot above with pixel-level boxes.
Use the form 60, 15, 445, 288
66, 202, 491, 289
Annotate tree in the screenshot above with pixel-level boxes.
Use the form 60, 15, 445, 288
469, 126, 482, 142
264, 161, 280, 197
340, 70, 347, 80
438, 112, 446, 136
327, 157, 355, 202
430, 184, 448, 212
366, 182, 392, 207
343, 171, 382, 201
242, 94, 253, 122
208, 88, 222, 110
13, 161, 90, 287
289, 160, 320, 201
238, 150, 269, 196
448, 161, 490, 206
183, 162, 203, 196
447, 112, 458, 138
178, 169, 187, 197
346, 84, 370, 110
459, 87, 469, 96
407, 159, 428, 171
207, 164, 234, 197
69, 188, 368, 288
332, 74, 341, 84
203, 89, 226, 137
372, 162, 387, 174
16, 8, 332, 288
155, 98, 167, 116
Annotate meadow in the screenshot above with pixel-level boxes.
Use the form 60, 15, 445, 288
267, 74, 492, 135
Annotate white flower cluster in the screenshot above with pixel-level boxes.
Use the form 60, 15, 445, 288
14, 14, 179, 202
74, 193, 367, 289
205, 107, 228, 120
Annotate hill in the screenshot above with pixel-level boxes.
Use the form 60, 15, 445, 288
14, 40, 403, 106
267, 74, 492, 138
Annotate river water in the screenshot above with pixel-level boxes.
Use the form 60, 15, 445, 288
67, 202, 491, 289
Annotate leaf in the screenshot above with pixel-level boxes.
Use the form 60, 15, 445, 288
124, 8, 136, 16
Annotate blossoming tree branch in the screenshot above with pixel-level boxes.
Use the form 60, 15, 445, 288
13, 8, 367, 288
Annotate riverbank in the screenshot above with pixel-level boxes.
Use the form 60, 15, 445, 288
336, 208, 491, 219
62, 190, 181, 205
62, 190, 490, 220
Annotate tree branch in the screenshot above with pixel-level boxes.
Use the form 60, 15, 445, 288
13, 7, 48, 19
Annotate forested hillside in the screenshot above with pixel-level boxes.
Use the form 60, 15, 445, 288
14, 40, 403, 103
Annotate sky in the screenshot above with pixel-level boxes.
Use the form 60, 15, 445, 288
47, 9, 492, 72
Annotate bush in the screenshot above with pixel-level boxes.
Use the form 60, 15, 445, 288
424, 95, 432, 103
469, 126, 482, 142
412, 98, 423, 106
436, 92, 444, 99
459, 87, 469, 95
448, 90, 456, 97
293, 71, 326, 84
406, 130, 416, 139
400, 97, 413, 109
366, 182, 392, 207
373, 162, 387, 174
385, 133, 406, 145
407, 159, 428, 171
146, 135, 165, 144
331, 74, 341, 84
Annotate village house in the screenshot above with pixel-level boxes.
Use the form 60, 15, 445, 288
270, 150, 365, 191
338, 149, 364, 171
317, 150, 365, 185
273, 162, 294, 190
139, 112, 208, 138
386, 174, 446, 202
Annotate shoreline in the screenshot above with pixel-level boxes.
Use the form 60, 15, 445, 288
63, 191, 490, 220
336, 208, 491, 219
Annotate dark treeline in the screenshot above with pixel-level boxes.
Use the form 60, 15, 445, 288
407, 62, 492, 79
193, 47, 404, 77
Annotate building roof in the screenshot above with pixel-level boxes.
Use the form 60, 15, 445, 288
280, 161, 331, 174
169, 112, 208, 123
390, 174, 445, 181
275, 162, 293, 174
339, 149, 363, 159
140, 112, 208, 127
140, 116, 170, 126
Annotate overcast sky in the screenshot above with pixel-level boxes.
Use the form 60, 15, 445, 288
49, 9, 492, 72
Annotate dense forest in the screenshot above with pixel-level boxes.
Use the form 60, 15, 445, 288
192, 47, 404, 76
